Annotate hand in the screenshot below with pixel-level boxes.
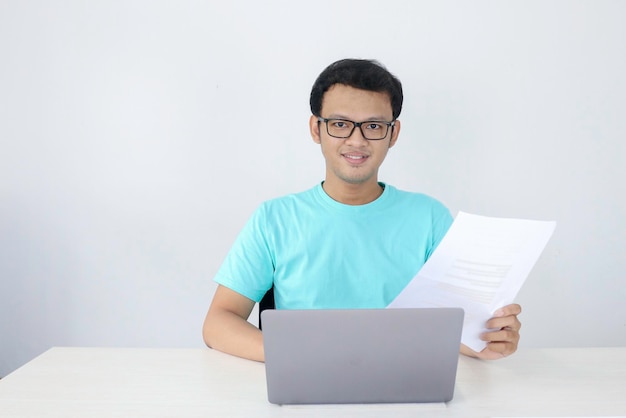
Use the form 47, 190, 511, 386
462, 304, 522, 360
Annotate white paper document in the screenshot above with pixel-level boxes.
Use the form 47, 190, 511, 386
388, 212, 556, 352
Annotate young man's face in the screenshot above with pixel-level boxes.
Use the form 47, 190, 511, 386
310, 84, 400, 189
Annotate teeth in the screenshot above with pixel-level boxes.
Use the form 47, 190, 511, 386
345, 155, 365, 159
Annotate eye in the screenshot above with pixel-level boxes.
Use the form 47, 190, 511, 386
364, 122, 383, 130
331, 120, 351, 129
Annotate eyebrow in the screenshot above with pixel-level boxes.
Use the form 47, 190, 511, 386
325, 114, 392, 121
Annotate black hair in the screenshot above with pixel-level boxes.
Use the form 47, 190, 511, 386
309, 59, 403, 120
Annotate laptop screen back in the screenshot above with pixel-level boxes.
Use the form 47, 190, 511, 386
262, 308, 464, 404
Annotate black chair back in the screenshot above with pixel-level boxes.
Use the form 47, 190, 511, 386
258, 286, 275, 330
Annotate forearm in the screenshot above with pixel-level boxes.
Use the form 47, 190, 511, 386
203, 308, 265, 362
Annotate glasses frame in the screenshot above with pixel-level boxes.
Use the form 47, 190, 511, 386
317, 117, 395, 140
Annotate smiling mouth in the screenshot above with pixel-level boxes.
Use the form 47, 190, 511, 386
343, 153, 368, 163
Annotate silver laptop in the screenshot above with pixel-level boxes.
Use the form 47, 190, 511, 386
262, 307, 464, 405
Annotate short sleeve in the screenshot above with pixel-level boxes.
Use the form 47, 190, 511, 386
427, 205, 454, 259
213, 204, 275, 302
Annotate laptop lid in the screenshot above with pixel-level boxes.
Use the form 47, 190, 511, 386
262, 307, 464, 405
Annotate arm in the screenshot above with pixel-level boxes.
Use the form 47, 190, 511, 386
460, 303, 522, 360
202, 285, 265, 362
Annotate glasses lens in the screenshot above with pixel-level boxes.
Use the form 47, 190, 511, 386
360, 122, 389, 140
326, 119, 355, 138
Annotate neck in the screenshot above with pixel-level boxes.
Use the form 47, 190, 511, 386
321, 179, 384, 205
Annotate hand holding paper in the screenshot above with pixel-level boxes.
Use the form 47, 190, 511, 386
388, 212, 556, 352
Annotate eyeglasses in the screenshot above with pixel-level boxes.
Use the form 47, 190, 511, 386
317, 117, 395, 140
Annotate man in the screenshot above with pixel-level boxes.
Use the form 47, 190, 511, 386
202, 59, 521, 362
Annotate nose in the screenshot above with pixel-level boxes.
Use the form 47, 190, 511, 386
345, 125, 369, 146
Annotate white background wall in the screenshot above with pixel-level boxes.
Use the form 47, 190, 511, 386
1, 0, 625, 377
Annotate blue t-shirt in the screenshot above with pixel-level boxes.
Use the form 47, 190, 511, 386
214, 183, 453, 309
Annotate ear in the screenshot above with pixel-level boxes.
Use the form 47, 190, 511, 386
388, 119, 401, 149
310, 115, 322, 144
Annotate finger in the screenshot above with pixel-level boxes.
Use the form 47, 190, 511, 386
481, 327, 520, 344
484, 341, 517, 357
493, 303, 522, 317
486, 314, 522, 331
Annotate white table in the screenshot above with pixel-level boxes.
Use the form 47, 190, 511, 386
0, 347, 625, 417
